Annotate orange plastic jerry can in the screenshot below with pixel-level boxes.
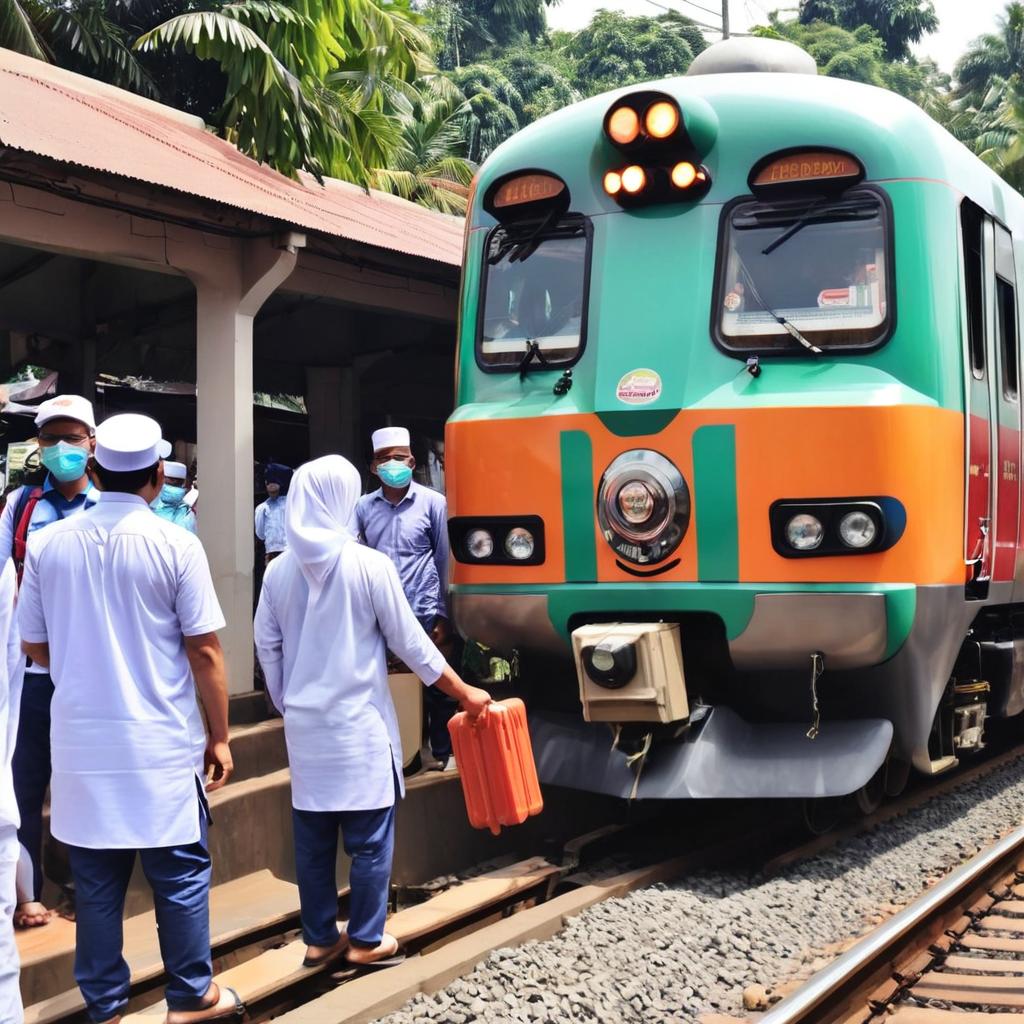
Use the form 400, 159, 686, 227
448, 698, 544, 835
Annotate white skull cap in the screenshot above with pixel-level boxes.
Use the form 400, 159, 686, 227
371, 426, 410, 452
95, 414, 172, 471
164, 461, 187, 479
35, 395, 96, 431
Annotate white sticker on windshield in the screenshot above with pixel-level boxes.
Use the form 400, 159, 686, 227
616, 369, 662, 405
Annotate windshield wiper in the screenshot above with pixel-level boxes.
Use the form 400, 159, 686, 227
518, 339, 552, 379
761, 197, 828, 256
760, 196, 875, 256
739, 262, 822, 355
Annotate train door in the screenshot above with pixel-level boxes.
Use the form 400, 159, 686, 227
992, 224, 1020, 584
962, 201, 994, 592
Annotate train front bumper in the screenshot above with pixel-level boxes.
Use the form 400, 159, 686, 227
451, 582, 917, 670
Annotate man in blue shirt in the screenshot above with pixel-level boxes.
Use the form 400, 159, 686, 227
151, 461, 197, 533
0, 395, 101, 928
356, 427, 455, 769
254, 463, 292, 565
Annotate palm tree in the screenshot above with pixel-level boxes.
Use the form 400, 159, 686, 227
1, 0, 155, 96
135, 0, 430, 184
425, 0, 553, 69
955, 1, 1024, 105
448, 63, 521, 161
371, 76, 474, 214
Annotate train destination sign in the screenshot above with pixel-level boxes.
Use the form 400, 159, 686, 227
491, 173, 565, 208
750, 150, 864, 193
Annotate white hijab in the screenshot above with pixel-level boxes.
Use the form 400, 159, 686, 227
285, 455, 361, 601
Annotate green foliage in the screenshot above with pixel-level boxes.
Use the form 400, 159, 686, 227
798, 0, 938, 59
424, 0, 552, 70
564, 9, 696, 97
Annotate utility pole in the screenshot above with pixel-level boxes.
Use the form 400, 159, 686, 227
722, 0, 730, 38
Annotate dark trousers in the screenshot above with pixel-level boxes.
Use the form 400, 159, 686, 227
12, 672, 55, 901
417, 615, 457, 761
292, 803, 395, 949
68, 813, 212, 1022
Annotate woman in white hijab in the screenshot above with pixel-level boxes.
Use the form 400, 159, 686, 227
254, 456, 491, 970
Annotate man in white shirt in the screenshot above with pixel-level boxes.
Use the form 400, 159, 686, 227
18, 414, 239, 1024
0, 394, 99, 928
255, 456, 491, 970
0, 556, 27, 1023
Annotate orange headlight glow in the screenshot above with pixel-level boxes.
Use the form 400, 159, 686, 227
645, 101, 679, 139
621, 165, 647, 194
671, 161, 697, 189
603, 171, 623, 195
608, 106, 641, 146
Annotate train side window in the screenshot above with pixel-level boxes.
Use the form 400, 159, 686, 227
713, 188, 892, 354
962, 201, 986, 380
476, 215, 591, 372
995, 225, 1018, 401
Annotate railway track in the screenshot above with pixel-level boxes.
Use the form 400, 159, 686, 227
758, 825, 1024, 1024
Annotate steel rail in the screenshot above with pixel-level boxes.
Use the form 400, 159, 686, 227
758, 822, 1024, 1024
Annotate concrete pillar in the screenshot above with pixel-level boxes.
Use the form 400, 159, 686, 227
306, 366, 353, 460
191, 232, 305, 694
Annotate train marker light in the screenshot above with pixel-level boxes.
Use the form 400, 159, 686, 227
671, 161, 698, 189
608, 106, 641, 146
839, 510, 877, 548
466, 529, 494, 559
621, 165, 647, 194
603, 170, 623, 196
645, 101, 680, 139
504, 528, 536, 560
786, 513, 824, 551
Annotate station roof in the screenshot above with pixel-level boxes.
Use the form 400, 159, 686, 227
0, 48, 464, 267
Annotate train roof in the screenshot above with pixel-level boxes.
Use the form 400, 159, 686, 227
471, 71, 1024, 235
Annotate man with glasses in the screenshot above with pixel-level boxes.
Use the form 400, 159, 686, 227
0, 395, 98, 928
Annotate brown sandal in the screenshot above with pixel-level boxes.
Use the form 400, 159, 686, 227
302, 931, 349, 968
164, 984, 244, 1024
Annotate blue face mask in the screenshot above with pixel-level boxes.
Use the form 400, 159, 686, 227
40, 442, 89, 484
160, 484, 187, 505
378, 460, 413, 488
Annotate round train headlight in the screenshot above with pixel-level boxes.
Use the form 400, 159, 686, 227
671, 161, 697, 189
466, 529, 494, 559
504, 527, 535, 560
645, 100, 679, 139
786, 514, 824, 551
839, 510, 877, 549
608, 106, 641, 145
603, 170, 623, 196
617, 481, 656, 525
597, 450, 689, 565
621, 165, 646, 194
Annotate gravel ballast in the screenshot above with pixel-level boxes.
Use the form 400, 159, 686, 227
376, 754, 1024, 1023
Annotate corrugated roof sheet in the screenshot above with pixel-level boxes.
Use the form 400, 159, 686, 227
0, 48, 464, 267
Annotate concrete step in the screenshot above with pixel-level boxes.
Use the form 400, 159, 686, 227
228, 718, 287, 783
20, 869, 301, 1022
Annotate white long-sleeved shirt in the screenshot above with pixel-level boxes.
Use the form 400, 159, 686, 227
0, 559, 24, 837
254, 543, 445, 812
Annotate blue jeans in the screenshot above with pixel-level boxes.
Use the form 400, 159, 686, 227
12, 672, 54, 902
68, 810, 212, 1022
292, 803, 396, 949
418, 615, 456, 761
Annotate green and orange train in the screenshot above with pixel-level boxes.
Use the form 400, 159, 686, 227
444, 37, 1024, 809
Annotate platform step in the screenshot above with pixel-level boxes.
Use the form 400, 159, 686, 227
22, 869, 301, 1024
119, 857, 560, 1021
227, 718, 286, 783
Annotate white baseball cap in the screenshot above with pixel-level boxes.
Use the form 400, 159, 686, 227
371, 426, 410, 452
35, 395, 96, 431
95, 414, 172, 472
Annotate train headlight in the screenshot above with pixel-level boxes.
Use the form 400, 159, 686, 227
839, 510, 877, 549
617, 481, 656, 524
785, 514, 824, 551
608, 106, 641, 146
504, 527, 535, 560
645, 101, 679, 139
603, 170, 623, 196
621, 165, 647, 194
582, 640, 638, 689
598, 451, 690, 565
466, 529, 494, 560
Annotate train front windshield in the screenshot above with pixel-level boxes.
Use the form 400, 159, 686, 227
716, 191, 891, 353
478, 217, 589, 369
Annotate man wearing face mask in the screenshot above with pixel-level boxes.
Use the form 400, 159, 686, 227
356, 428, 456, 770
0, 395, 98, 928
152, 461, 198, 533
255, 463, 293, 566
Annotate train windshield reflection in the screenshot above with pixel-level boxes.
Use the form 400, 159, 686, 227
717, 192, 891, 353
478, 219, 589, 369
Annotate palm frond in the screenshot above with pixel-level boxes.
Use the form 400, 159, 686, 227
0, 0, 49, 61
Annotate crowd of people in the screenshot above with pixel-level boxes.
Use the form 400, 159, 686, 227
0, 399, 491, 1024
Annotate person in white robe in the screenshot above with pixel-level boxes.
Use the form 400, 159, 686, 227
0, 557, 27, 1023
254, 455, 491, 969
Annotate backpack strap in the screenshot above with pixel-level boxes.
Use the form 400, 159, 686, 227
13, 486, 44, 582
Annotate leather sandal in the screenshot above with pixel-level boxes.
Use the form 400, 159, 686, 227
344, 933, 406, 970
164, 984, 244, 1024
302, 930, 349, 968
